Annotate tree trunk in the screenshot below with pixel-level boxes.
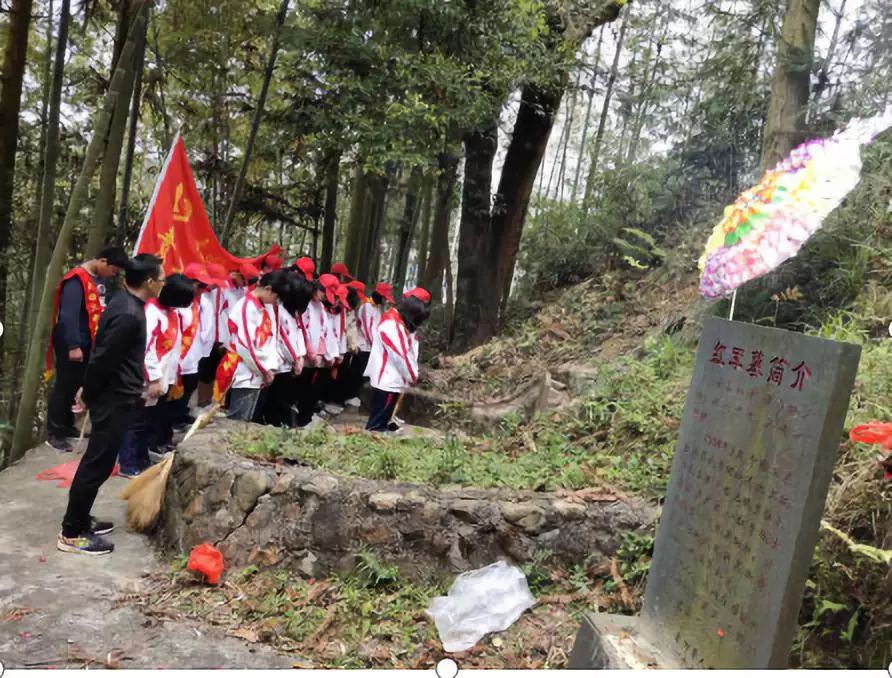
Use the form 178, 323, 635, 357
26, 0, 71, 345
86, 0, 143, 258
0, 0, 35, 272
117, 8, 148, 245
760, 0, 821, 172
572, 25, 604, 203
626, 6, 666, 163
809, 0, 846, 122
487, 84, 563, 321
344, 164, 368, 273
416, 175, 433, 285
421, 152, 459, 301
220, 0, 290, 245
359, 166, 393, 283
10, 3, 147, 463
394, 165, 423, 293
320, 150, 340, 271
583, 4, 630, 212
452, 123, 497, 350
556, 69, 582, 202
7, 0, 54, 429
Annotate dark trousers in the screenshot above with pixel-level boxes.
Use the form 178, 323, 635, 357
321, 361, 345, 405
294, 368, 323, 426
366, 388, 400, 432
47, 345, 90, 439
117, 405, 150, 474
171, 373, 200, 425
263, 372, 297, 427
147, 396, 177, 450
62, 392, 140, 537
229, 388, 265, 422
345, 352, 369, 401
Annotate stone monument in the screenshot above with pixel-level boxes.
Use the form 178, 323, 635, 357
569, 317, 861, 669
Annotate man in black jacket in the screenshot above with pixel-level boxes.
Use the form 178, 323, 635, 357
57, 254, 165, 555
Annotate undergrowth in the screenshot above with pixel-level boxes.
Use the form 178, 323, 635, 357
139, 550, 631, 668
230, 335, 690, 497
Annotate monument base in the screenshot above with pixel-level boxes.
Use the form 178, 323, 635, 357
568, 613, 678, 669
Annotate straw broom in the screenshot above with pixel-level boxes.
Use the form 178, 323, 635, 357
119, 404, 220, 532
72, 413, 90, 455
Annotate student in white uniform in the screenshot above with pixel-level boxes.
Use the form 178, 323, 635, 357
262, 272, 313, 427
364, 289, 430, 432
224, 272, 289, 422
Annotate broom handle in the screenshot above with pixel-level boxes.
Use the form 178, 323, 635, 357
74, 412, 90, 455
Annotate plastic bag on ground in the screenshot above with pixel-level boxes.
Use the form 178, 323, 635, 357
426, 560, 536, 653
187, 542, 225, 585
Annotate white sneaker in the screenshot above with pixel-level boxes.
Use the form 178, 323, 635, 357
392, 415, 404, 425
324, 403, 344, 416
344, 398, 361, 408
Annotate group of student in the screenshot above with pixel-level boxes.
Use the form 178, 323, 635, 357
47, 248, 431, 556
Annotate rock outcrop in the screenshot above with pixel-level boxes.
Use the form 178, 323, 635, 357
160, 421, 656, 580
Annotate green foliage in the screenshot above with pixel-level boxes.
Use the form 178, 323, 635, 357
354, 551, 401, 589
616, 531, 654, 586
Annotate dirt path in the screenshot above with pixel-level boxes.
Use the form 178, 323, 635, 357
0, 444, 294, 669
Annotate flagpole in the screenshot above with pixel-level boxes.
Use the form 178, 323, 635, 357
133, 130, 182, 255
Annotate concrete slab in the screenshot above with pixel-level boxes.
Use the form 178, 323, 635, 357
0, 444, 294, 669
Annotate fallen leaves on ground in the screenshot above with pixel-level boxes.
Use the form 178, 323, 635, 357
125, 562, 640, 669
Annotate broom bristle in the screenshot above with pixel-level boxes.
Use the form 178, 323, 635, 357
118, 457, 168, 500
123, 455, 174, 532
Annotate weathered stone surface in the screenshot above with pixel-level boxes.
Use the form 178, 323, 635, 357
500, 501, 539, 524
233, 470, 271, 513
368, 492, 401, 512
552, 499, 587, 519
160, 421, 655, 581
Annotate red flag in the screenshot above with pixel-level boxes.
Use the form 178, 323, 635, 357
135, 134, 279, 274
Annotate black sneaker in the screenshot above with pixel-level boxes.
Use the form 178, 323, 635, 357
387, 421, 402, 432
89, 516, 114, 536
56, 533, 114, 555
47, 437, 73, 453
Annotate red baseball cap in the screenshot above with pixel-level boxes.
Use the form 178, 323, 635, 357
295, 256, 315, 281
183, 263, 215, 287
346, 280, 366, 292
374, 282, 395, 304
335, 283, 350, 307
331, 262, 353, 280
319, 273, 339, 305
206, 263, 231, 288
239, 263, 260, 282
264, 254, 284, 271
403, 286, 432, 304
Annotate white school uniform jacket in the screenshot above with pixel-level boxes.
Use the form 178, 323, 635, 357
228, 292, 280, 389
144, 300, 182, 405
215, 287, 231, 347
364, 309, 419, 393
346, 308, 360, 353
324, 308, 342, 361
275, 303, 307, 374
357, 301, 380, 353
198, 290, 217, 358
178, 298, 203, 375
302, 299, 329, 361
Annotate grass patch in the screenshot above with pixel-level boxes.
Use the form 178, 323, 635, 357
230, 335, 691, 498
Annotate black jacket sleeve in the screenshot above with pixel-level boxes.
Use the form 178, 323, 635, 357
58, 278, 84, 349
82, 312, 141, 405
